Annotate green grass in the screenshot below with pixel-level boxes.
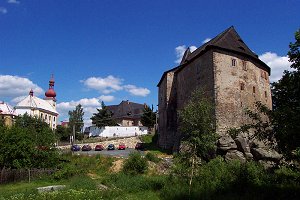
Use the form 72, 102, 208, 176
1, 154, 300, 200
139, 134, 172, 155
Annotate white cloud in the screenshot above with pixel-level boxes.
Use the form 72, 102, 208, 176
7, 0, 20, 4
124, 85, 150, 97
175, 45, 197, 64
259, 52, 292, 82
81, 75, 123, 94
99, 95, 115, 102
0, 75, 44, 98
56, 95, 115, 127
0, 7, 7, 14
82, 75, 150, 97
202, 38, 211, 44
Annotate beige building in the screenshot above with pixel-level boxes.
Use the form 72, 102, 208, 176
157, 26, 272, 150
0, 101, 17, 126
14, 76, 59, 130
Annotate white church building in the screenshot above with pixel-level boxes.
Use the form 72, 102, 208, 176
14, 76, 59, 130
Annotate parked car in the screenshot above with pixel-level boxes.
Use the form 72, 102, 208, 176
71, 144, 81, 151
82, 144, 92, 151
118, 143, 126, 150
135, 142, 145, 150
107, 144, 115, 150
95, 144, 104, 151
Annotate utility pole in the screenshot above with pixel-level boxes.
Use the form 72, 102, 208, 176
72, 124, 75, 145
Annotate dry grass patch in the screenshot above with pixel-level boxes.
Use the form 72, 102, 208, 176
110, 159, 124, 173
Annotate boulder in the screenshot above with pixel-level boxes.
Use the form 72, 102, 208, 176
235, 136, 251, 154
244, 152, 254, 160
217, 135, 237, 151
37, 185, 66, 193
225, 150, 246, 163
251, 148, 282, 161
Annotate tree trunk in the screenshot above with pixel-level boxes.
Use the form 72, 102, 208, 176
188, 144, 196, 198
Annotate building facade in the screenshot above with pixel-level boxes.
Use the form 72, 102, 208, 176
157, 27, 272, 150
0, 101, 17, 126
15, 76, 59, 130
107, 100, 146, 127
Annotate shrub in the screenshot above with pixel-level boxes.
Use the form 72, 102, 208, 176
145, 152, 160, 163
122, 152, 148, 175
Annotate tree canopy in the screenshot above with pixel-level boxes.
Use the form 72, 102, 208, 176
271, 29, 300, 156
91, 101, 117, 128
178, 89, 217, 160
141, 104, 156, 129
68, 104, 84, 133
0, 114, 59, 169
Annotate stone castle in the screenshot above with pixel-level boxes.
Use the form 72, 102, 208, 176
157, 26, 272, 151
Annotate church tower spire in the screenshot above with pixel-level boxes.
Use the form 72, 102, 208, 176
45, 74, 56, 101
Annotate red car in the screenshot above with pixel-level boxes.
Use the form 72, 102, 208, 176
118, 143, 126, 150
95, 144, 104, 151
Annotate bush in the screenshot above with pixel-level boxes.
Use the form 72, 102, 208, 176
122, 152, 148, 175
145, 152, 160, 163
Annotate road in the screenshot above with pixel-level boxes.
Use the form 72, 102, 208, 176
71, 148, 144, 158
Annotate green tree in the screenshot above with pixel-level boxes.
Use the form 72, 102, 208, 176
0, 114, 59, 169
68, 104, 84, 140
271, 29, 300, 156
91, 101, 117, 128
141, 104, 156, 129
178, 89, 217, 195
56, 125, 70, 141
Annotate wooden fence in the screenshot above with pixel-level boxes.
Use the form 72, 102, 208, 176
0, 168, 56, 184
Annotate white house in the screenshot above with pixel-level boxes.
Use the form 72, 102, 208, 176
89, 126, 148, 138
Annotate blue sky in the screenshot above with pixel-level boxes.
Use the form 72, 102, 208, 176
0, 0, 299, 126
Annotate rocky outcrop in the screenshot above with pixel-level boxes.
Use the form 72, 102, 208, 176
225, 150, 246, 163
251, 148, 282, 161
217, 135, 237, 151
216, 134, 282, 166
235, 136, 251, 154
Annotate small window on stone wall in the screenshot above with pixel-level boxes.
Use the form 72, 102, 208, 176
240, 82, 245, 90
264, 72, 268, 80
242, 61, 247, 70
265, 91, 267, 98
232, 58, 236, 66
253, 86, 256, 93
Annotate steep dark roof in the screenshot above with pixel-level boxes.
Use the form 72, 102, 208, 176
157, 26, 270, 86
180, 47, 192, 65
107, 100, 145, 119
